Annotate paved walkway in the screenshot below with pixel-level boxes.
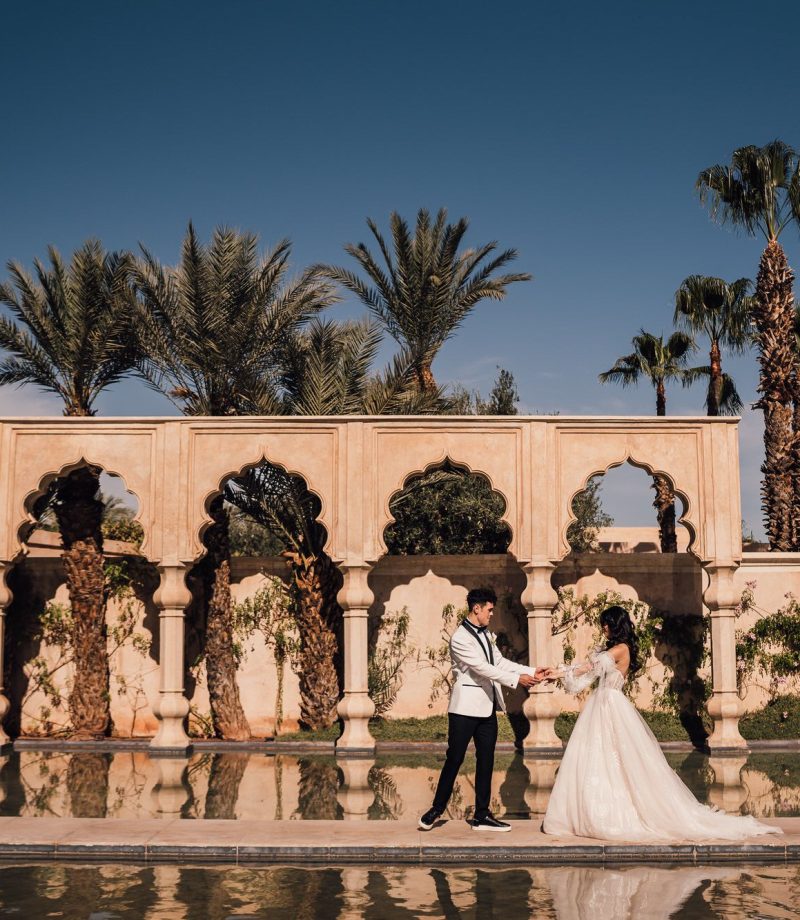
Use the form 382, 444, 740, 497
0, 817, 797, 864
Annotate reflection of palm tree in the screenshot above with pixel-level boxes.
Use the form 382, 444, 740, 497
203, 753, 248, 820
295, 758, 342, 820
67, 752, 109, 817
367, 765, 402, 820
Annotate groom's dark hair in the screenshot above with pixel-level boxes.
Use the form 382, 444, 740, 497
466, 587, 497, 610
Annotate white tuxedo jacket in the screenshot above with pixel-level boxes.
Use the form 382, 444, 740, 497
448, 622, 537, 717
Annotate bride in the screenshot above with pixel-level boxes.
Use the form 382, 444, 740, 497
541, 605, 781, 842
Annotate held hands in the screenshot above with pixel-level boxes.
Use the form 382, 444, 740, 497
519, 667, 551, 688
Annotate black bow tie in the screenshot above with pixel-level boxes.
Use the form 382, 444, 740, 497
469, 624, 487, 634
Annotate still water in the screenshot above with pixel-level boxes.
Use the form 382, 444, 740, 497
1, 749, 798, 821
0, 862, 797, 919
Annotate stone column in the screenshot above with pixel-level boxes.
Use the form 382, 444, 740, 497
0, 562, 12, 751
521, 561, 562, 752
336, 563, 376, 754
703, 562, 748, 752
150, 564, 192, 754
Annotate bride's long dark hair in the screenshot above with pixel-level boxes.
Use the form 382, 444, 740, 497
599, 605, 640, 676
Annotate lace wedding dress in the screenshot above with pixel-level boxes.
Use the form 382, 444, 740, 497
542, 649, 781, 842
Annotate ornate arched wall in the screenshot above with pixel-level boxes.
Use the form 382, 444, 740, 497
0, 415, 745, 754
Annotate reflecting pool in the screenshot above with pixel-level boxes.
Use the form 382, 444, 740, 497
0, 862, 797, 918
1, 749, 798, 820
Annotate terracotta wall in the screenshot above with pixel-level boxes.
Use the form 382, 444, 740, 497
6, 542, 800, 737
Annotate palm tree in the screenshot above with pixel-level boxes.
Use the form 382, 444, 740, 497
674, 274, 753, 416
226, 318, 438, 729
0, 241, 137, 738
599, 330, 697, 552
134, 224, 337, 739
317, 208, 532, 393
697, 141, 800, 550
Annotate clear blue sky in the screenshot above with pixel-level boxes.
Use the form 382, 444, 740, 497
2, 0, 799, 536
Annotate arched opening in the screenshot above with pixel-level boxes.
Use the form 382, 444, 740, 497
5, 463, 156, 816
370, 459, 530, 778
557, 460, 707, 749
567, 461, 692, 555
186, 458, 340, 747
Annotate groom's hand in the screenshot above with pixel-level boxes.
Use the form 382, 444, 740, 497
518, 673, 537, 688
533, 667, 549, 683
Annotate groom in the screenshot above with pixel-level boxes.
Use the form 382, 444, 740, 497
418, 587, 544, 832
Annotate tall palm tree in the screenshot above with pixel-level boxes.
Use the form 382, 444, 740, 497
674, 274, 753, 416
0, 241, 137, 738
599, 330, 696, 552
317, 208, 532, 393
697, 141, 800, 550
134, 224, 337, 740
226, 318, 438, 729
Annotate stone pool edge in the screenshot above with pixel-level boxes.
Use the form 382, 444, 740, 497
0, 817, 797, 866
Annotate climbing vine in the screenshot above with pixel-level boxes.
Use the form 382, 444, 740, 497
736, 580, 800, 699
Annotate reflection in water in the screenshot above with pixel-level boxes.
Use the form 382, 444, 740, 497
0, 863, 797, 919
0, 749, 798, 820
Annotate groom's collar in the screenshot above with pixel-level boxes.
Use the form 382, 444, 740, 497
463, 619, 489, 635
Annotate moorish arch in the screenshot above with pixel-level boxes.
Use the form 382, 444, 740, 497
0, 414, 746, 756
381, 454, 513, 555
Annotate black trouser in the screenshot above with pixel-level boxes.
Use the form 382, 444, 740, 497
432, 711, 498, 819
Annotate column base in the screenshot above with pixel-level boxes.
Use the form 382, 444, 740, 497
707, 690, 748, 753
336, 692, 376, 754
522, 687, 563, 753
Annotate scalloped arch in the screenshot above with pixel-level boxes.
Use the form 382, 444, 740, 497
192, 450, 332, 564
16, 455, 145, 559
561, 452, 697, 559
378, 451, 515, 558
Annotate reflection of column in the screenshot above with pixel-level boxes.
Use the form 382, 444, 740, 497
523, 758, 560, 815
336, 563, 376, 753
150, 564, 192, 754
336, 757, 376, 819
522, 561, 562, 751
340, 869, 370, 916
708, 754, 749, 814
151, 757, 190, 818
703, 563, 747, 752
0, 562, 12, 750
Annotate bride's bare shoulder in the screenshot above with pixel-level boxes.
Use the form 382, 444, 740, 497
608, 643, 630, 663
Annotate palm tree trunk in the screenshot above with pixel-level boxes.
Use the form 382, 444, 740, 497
793, 395, 800, 549
417, 362, 438, 395
753, 239, 796, 550
652, 476, 678, 553
655, 379, 666, 417
652, 380, 677, 552
199, 496, 250, 740
708, 339, 722, 417
285, 549, 341, 731
53, 466, 110, 738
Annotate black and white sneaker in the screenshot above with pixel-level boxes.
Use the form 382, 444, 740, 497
470, 813, 511, 832
418, 807, 442, 830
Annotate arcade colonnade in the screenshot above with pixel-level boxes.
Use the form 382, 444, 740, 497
0, 416, 746, 754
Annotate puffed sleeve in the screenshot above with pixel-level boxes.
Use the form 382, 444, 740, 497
561, 649, 615, 694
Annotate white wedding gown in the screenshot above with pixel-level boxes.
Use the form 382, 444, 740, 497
542, 649, 781, 842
